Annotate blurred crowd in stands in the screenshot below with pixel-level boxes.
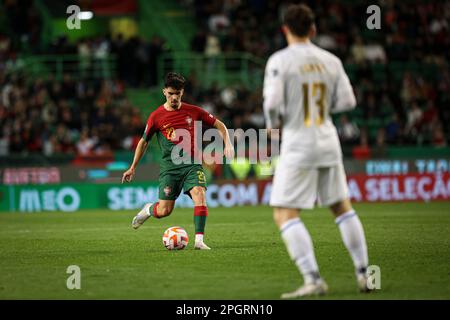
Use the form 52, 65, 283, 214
188, 0, 448, 63
0, 0, 449, 157
2, 0, 170, 87
0, 73, 144, 157
48, 34, 170, 88
184, 0, 449, 150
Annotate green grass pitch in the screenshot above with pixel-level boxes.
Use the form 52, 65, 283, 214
0, 202, 449, 299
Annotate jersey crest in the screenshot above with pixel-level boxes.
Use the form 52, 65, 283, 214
163, 185, 172, 196
166, 127, 176, 140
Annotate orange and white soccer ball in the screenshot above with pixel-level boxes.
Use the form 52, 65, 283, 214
162, 226, 189, 250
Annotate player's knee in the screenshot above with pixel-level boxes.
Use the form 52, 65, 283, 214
273, 211, 284, 227
158, 205, 174, 217
330, 198, 353, 217
273, 208, 299, 228
191, 186, 205, 196
190, 187, 206, 204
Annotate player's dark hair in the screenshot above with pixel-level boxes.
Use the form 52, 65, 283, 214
164, 72, 186, 90
282, 4, 315, 37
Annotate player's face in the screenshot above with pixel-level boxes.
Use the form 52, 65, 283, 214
163, 87, 184, 108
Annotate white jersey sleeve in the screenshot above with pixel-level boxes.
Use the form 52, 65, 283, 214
263, 53, 284, 129
331, 60, 357, 113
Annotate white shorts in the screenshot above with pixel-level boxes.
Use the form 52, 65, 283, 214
270, 160, 349, 209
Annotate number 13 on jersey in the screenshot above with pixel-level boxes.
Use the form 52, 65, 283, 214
302, 82, 326, 126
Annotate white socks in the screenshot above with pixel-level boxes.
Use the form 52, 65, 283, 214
280, 218, 320, 284
336, 210, 368, 274
195, 233, 204, 243
280, 211, 368, 286
145, 204, 152, 217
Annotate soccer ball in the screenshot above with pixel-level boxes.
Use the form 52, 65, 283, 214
162, 226, 189, 250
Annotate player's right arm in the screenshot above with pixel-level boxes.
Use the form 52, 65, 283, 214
263, 53, 284, 130
122, 113, 156, 183
122, 138, 149, 183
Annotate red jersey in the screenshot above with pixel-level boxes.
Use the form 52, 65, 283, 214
142, 102, 216, 169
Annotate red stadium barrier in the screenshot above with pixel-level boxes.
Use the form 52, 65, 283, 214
347, 173, 450, 203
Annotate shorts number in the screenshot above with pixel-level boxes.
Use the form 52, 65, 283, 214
197, 171, 206, 184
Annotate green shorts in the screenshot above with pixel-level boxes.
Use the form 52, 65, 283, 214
158, 164, 207, 200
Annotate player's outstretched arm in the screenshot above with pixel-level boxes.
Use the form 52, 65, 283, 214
213, 119, 235, 160
122, 138, 149, 183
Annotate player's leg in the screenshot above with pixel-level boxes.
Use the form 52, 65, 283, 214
270, 161, 327, 298
330, 199, 370, 292
317, 163, 370, 292
274, 207, 328, 298
189, 186, 210, 250
150, 200, 175, 218
132, 171, 181, 229
183, 166, 210, 250
274, 208, 320, 284
132, 200, 176, 229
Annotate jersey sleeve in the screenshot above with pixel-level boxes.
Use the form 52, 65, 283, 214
197, 107, 216, 127
263, 53, 284, 129
330, 60, 357, 114
142, 112, 157, 142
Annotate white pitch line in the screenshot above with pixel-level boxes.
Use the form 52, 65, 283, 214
0, 221, 267, 235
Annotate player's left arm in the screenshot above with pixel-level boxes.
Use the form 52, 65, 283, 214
213, 119, 235, 160
330, 59, 357, 113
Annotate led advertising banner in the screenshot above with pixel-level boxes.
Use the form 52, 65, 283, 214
1, 172, 449, 212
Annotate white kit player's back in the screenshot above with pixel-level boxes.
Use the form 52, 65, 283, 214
266, 4, 371, 299
263, 41, 356, 168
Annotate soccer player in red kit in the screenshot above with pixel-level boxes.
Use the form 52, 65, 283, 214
122, 72, 234, 249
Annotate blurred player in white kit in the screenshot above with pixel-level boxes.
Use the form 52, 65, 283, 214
263, 4, 372, 298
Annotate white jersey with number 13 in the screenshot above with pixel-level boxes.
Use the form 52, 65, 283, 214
263, 41, 356, 168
